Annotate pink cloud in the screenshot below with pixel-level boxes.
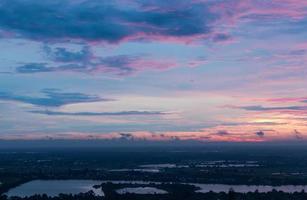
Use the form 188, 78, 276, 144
211, 0, 307, 27
92, 57, 178, 75
266, 97, 307, 103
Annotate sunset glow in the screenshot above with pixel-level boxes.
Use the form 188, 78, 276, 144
0, 0, 306, 143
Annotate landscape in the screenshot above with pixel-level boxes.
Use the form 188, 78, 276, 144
2, 144, 307, 199
0, 0, 307, 199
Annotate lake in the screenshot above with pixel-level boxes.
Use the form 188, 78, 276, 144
6, 180, 307, 197
6, 180, 104, 197
194, 184, 307, 193
116, 187, 168, 194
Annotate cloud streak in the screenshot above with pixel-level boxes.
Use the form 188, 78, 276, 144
44, 45, 92, 63
216, 130, 229, 136
16, 54, 177, 75
0, 89, 110, 107
29, 110, 168, 116
265, 97, 307, 103
229, 105, 307, 112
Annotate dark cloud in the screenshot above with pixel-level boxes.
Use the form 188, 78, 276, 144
29, 110, 167, 116
294, 129, 303, 140
221, 122, 287, 126
212, 33, 232, 42
119, 133, 134, 140
98, 55, 137, 74
233, 105, 307, 111
0, 89, 109, 107
287, 49, 307, 56
0, 0, 217, 43
255, 131, 265, 137
216, 130, 229, 136
0, 71, 13, 74
16, 63, 52, 73
44, 46, 92, 63
16, 45, 94, 74
15, 54, 176, 75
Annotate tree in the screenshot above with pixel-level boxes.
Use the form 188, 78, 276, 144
228, 188, 235, 200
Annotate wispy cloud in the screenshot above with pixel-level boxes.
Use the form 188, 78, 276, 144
228, 105, 307, 112
216, 130, 229, 136
265, 97, 307, 103
29, 110, 168, 116
0, 89, 110, 107
16, 63, 52, 73
44, 45, 92, 63
16, 54, 177, 75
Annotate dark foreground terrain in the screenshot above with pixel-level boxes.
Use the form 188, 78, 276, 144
1, 143, 307, 199
2, 189, 307, 200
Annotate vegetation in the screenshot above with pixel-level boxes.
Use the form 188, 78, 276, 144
2, 146, 307, 199
2, 189, 307, 200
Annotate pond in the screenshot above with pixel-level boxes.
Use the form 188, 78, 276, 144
116, 187, 168, 194
6, 180, 307, 197
6, 180, 104, 197
194, 184, 307, 193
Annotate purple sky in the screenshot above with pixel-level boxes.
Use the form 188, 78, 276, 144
0, 0, 306, 142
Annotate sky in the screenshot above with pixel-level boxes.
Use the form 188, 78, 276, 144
0, 0, 306, 143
